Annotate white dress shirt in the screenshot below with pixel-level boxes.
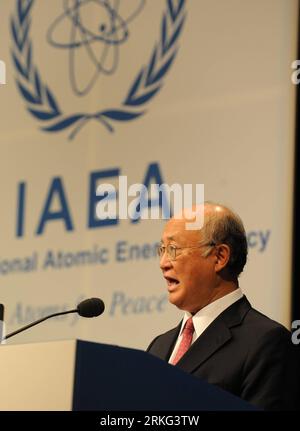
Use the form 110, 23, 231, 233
168, 288, 244, 363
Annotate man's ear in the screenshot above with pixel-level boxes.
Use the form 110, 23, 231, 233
214, 244, 231, 272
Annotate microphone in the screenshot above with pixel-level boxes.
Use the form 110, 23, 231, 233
2, 298, 105, 341
77, 297, 105, 317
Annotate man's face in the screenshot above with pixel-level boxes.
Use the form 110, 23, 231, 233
160, 217, 217, 313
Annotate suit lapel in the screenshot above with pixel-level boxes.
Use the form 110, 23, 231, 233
175, 296, 252, 373
154, 324, 181, 361
176, 319, 232, 373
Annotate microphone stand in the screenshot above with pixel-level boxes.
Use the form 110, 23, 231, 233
3, 309, 77, 340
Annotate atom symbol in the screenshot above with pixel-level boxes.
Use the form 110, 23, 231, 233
47, 0, 146, 96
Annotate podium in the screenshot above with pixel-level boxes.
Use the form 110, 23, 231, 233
0, 340, 255, 410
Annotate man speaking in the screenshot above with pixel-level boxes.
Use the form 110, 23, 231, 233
147, 202, 300, 410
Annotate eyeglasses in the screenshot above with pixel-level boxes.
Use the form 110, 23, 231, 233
157, 242, 216, 261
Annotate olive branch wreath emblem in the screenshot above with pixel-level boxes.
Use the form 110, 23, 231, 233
11, 0, 186, 139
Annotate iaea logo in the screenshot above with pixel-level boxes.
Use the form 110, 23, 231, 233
11, 0, 186, 139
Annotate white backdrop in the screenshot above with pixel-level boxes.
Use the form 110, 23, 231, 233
0, 0, 297, 349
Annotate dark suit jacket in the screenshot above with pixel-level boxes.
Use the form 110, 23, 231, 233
147, 296, 300, 410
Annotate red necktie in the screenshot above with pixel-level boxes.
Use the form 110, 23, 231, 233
171, 317, 195, 365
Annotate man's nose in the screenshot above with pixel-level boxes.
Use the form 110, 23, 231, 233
159, 251, 172, 270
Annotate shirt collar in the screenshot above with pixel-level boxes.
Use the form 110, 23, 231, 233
179, 287, 244, 337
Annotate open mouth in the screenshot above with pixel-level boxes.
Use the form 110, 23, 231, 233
164, 276, 180, 288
